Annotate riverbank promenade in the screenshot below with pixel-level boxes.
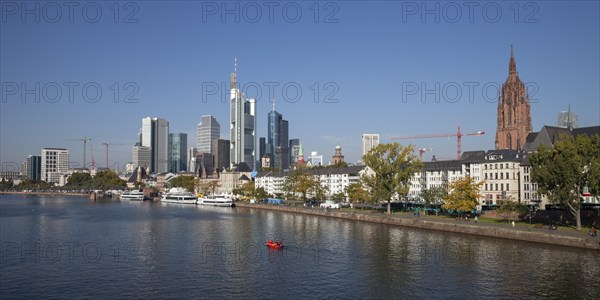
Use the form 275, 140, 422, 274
236, 202, 600, 251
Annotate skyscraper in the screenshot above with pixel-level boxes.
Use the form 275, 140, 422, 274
557, 105, 578, 129
132, 146, 151, 171
212, 139, 230, 172
169, 133, 188, 173
141, 117, 170, 173
197, 115, 220, 154
362, 134, 380, 156
267, 108, 290, 170
25, 155, 41, 181
495, 46, 533, 150
41, 148, 69, 184
289, 139, 300, 166
229, 59, 256, 170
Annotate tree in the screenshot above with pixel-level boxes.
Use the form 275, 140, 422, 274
253, 187, 269, 200
310, 180, 329, 200
169, 176, 196, 193
345, 182, 370, 204
65, 172, 93, 189
198, 180, 221, 195
442, 176, 483, 215
497, 197, 526, 221
283, 171, 318, 202
421, 186, 447, 207
93, 171, 126, 189
362, 143, 423, 214
530, 134, 600, 231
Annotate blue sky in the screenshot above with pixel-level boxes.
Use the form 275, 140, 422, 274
1, 1, 599, 171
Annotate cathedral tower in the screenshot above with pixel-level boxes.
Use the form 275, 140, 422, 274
495, 46, 533, 150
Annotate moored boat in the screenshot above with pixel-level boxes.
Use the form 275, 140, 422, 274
120, 190, 145, 201
198, 194, 234, 207
161, 187, 197, 204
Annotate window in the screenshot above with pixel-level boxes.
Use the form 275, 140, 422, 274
500, 183, 504, 191
495, 183, 498, 190
495, 173, 498, 180
506, 163, 509, 169
506, 183, 509, 190
485, 183, 488, 190
485, 173, 488, 180
500, 173, 504, 180
500, 164, 503, 169
507, 172, 509, 179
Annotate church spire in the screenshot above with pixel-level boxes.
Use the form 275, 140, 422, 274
508, 45, 518, 79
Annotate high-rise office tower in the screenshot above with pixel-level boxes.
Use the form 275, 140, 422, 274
289, 139, 300, 167
197, 115, 220, 154
229, 59, 256, 170
169, 133, 188, 173
267, 99, 289, 170
132, 146, 151, 171
557, 105, 578, 129
212, 139, 230, 172
141, 117, 170, 173
41, 148, 69, 184
361, 134, 380, 156
25, 155, 41, 181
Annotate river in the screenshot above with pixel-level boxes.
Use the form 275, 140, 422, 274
1, 195, 598, 299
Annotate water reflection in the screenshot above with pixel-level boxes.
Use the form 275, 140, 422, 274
1, 195, 598, 299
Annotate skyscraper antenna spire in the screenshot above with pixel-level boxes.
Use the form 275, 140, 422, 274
234, 57, 237, 74
272, 97, 275, 112
511, 44, 514, 58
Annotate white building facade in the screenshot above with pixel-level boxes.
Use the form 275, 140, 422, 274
41, 148, 69, 184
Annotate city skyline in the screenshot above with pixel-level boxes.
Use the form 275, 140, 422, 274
1, 2, 599, 171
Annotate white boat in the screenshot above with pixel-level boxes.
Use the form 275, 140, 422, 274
198, 195, 234, 207
161, 187, 197, 204
120, 190, 145, 201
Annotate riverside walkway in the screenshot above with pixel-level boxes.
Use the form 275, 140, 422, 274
236, 202, 600, 251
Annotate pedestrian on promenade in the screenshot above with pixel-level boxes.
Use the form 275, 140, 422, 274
474, 216, 478, 224
590, 226, 597, 237
511, 220, 515, 228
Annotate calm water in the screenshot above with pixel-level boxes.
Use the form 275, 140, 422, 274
1, 195, 598, 299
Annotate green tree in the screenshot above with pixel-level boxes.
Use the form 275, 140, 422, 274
253, 187, 269, 200
530, 134, 600, 231
93, 171, 126, 189
421, 186, 447, 207
169, 175, 196, 193
310, 180, 329, 200
497, 197, 526, 221
345, 182, 371, 205
283, 171, 318, 202
442, 176, 482, 214
362, 143, 423, 214
66, 172, 93, 189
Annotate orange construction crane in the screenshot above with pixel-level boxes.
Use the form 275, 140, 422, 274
101, 142, 125, 170
391, 126, 485, 160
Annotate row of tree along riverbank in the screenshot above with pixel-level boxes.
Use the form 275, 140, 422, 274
235, 202, 600, 251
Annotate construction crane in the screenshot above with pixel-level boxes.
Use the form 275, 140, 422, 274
418, 148, 433, 160
90, 144, 96, 171
65, 137, 92, 169
101, 142, 125, 170
391, 126, 485, 160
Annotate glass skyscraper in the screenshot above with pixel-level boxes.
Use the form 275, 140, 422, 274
169, 133, 187, 173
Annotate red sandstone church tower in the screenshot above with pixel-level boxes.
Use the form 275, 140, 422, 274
495, 46, 533, 150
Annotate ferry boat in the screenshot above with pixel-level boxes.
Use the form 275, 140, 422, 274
161, 187, 197, 204
198, 195, 234, 207
120, 190, 145, 201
